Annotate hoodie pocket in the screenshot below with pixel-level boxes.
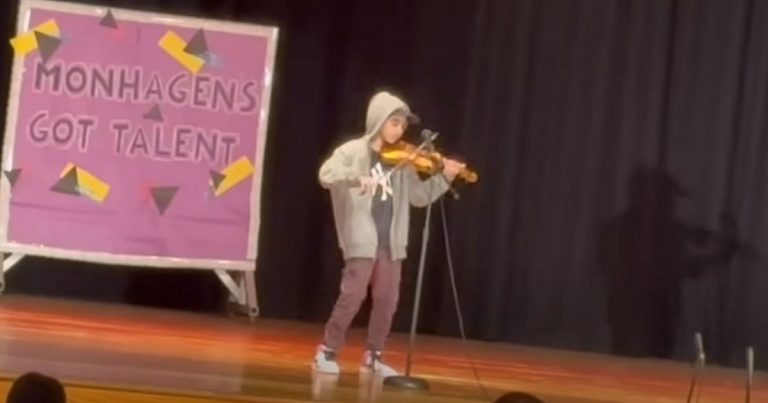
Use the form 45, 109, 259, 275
341, 188, 376, 242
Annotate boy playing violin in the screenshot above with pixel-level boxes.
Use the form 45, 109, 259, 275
313, 91, 465, 376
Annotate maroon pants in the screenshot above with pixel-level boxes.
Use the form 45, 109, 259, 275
323, 249, 402, 352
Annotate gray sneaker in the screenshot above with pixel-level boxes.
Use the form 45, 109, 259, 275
359, 350, 398, 377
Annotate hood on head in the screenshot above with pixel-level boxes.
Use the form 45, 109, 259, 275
363, 91, 419, 140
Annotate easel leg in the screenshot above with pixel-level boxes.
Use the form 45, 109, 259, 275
0, 253, 5, 295
214, 268, 258, 322
244, 270, 259, 322
0, 253, 25, 295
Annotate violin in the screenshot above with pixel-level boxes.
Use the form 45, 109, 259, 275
380, 141, 478, 183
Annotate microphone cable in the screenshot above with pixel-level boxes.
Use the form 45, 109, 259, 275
439, 197, 491, 400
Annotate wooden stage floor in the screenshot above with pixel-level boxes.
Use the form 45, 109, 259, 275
0, 296, 763, 402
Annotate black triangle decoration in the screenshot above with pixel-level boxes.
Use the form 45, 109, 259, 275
34, 31, 62, 63
51, 168, 80, 196
3, 168, 21, 188
100, 9, 119, 29
150, 186, 179, 215
184, 28, 209, 56
210, 170, 226, 190
143, 104, 163, 122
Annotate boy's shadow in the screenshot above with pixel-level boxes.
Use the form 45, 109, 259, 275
596, 166, 752, 358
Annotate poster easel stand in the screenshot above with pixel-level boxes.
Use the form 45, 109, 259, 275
0, 251, 260, 320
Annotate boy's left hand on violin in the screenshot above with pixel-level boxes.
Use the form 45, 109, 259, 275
442, 159, 466, 181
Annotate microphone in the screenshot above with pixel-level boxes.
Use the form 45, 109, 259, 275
418, 128, 459, 199
420, 129, 439, 144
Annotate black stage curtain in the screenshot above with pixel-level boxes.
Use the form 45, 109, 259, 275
2, 0, 767, 370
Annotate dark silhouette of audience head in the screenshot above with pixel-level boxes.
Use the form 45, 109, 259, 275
6, 372, 65, 403
493, 391, 545, 403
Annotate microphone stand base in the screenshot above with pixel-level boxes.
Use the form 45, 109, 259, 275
383, 375, 430, 391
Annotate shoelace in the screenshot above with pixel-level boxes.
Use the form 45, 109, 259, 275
367, 351, 383, 368
322, 350, 337, 361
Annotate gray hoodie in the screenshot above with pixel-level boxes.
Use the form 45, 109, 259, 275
318, 92, 450, 261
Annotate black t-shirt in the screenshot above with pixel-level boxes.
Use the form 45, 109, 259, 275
370, 150, 394, 249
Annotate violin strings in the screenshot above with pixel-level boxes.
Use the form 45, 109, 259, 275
439, 196, 491, 400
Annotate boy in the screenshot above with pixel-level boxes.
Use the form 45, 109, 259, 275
313, 91, 464, 376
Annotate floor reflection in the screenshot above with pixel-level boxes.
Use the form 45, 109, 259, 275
311, 372, 338, 401
357, 372, 383, 402
311, 371, 387, 402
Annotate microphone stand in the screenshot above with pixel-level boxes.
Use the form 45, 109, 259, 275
746, 346, 754, 403
686, 332, 706, 403
383, 133, 442, 391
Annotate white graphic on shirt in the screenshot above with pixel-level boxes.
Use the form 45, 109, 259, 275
371, 162, 393, 201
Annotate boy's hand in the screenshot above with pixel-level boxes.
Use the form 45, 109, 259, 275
442, 159, 465, 181
359, 176, 378, 196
